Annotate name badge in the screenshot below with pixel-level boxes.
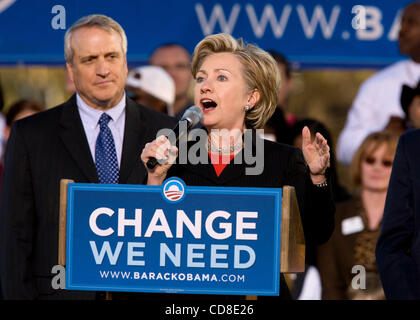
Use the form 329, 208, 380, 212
341, 216, 364, 236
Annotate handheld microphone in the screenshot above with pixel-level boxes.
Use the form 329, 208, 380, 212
146, 106, 203, 169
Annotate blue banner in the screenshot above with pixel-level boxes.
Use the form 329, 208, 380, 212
65, 178, 282, 295
0, 0, 413, 68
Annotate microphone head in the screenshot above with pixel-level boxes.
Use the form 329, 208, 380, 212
181, 106, 203, 127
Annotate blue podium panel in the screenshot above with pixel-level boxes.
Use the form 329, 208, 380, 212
65, 178, 282, 295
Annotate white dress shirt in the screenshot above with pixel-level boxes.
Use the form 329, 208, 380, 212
76, 93, 126, 167
337, 59, 420, 165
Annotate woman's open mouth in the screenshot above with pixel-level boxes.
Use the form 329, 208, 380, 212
200, 98, 217, 112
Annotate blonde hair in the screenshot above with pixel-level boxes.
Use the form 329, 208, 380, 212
350, 131, 399, 188
64, 14, 127, 64
191, 33, 281, 129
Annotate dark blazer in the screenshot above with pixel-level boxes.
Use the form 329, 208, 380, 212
167, 133, 335, 299
376, 129, 420, 299
0, 95, 176, 299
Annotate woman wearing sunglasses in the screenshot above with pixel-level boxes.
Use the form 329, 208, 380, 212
317, 131, 398, 300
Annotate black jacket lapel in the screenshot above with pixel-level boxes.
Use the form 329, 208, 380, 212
217, 131, 263, 184
187, 130, 261, 185
173, 140, 246, 185
178, 156, 219, 183
118, 98, 150, 184
58, 95, 98, 183
215, 151, 247, 184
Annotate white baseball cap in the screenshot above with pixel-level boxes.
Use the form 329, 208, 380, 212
126, 66, 175, 114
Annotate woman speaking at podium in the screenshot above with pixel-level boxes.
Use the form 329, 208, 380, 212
141, 33, 334, 299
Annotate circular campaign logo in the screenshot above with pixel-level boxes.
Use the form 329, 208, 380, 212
162, 178, 186, 203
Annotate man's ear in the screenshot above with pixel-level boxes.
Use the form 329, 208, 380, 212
124, 56, 128, 75
66, 62, 74, 82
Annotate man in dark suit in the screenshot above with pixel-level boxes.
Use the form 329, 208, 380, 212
376, 129, 420, 299
0, 14, 175, 299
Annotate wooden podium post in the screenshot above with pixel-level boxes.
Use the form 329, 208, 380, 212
59, 179, 74, 267
280, 185, 305, 273
59, 179, 114, 299
246, 185, 305, 300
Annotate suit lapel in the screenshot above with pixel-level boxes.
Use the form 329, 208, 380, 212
118, 98, 149, 183
59, 95, 98, 183
219, 130, 262, 184
216, 151, 247, 184
179, 155, 219, 183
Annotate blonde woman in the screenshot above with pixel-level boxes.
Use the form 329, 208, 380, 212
317, 131, 398, 299
141, 33, 334, 299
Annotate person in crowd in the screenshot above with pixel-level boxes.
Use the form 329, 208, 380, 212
401, 79, 420, 130
125, 65, 175, 115
3, 99, 45, 142
381, 80, 420, 136
149, 43, 193, 118
0, 99, 45, 195
0, 99, 45, 181
0, 14, 175, 300
337, 1, 420, 165
376, 121, 420, 299
141, 33, 335, 300
262, 50, 295, 144
318, 131, 398, 299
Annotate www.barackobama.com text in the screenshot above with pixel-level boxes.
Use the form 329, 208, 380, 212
99, 270, 246, 283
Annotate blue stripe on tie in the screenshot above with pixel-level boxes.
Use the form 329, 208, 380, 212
95, 113, 119, 184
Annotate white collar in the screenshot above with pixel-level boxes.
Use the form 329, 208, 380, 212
76, 92, 126, 125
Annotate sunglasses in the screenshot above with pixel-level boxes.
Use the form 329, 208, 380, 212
363, 156, 393, 167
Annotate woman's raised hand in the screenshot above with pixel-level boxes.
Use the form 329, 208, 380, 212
301, 126, 330, 184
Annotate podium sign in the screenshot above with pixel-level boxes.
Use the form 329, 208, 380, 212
64, 178, 282, 296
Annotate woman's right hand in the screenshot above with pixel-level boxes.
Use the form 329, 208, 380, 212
140, 135, 178, 185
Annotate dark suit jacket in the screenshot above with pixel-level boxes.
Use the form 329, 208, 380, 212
167, 134, 335, 299
0, 95, 176, 299
376, 129, 420, 299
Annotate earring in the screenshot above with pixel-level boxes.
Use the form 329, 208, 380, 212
244, 104, 250, 112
